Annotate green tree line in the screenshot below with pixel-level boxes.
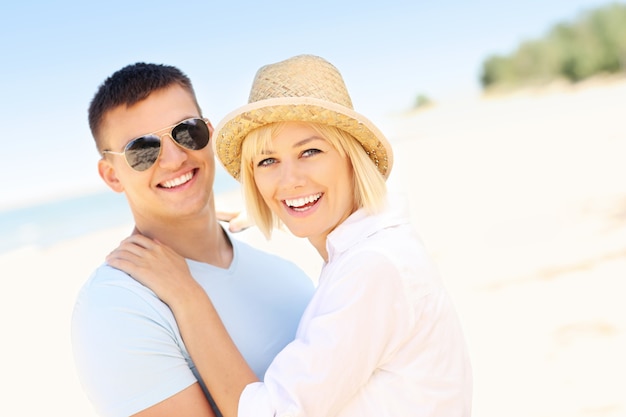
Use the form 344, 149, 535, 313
481, 2, 626, 90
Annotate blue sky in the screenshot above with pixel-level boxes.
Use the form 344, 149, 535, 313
0, 0, 618, 209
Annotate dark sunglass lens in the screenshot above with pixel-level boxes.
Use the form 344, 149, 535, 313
126, 136, 161, 171
172, 119, 209, 150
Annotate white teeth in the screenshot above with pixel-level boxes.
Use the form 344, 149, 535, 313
162, 172, 193, 188
285, 193, 322, 208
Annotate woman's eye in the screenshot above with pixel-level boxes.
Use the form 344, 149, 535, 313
302, 148, 322, 158
257, 157, 276, 167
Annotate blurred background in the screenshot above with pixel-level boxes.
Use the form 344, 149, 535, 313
1, 1, 625, 416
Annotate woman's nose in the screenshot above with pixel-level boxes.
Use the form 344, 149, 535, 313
278, 159, 306, 189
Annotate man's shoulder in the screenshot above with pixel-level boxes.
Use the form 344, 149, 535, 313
72, 263, 177, 353
79, 263, 143, 295
73, 263, 163, 317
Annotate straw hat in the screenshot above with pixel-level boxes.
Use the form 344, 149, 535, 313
213, 54, 393, 180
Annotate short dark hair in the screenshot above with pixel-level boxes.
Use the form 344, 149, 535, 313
88, 62, 200, 150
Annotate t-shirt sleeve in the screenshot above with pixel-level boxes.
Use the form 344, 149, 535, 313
71, 268, 197, 417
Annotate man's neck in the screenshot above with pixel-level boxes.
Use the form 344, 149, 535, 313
134, 213, 233, 268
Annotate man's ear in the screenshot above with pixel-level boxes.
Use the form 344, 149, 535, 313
98, 158, 124, 193
206, 119, 215, 136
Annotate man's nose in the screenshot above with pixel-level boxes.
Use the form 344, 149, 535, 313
157, 135, 188, 169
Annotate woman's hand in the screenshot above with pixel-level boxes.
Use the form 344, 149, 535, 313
105, 234, 201, 307
216, 209, 253, 233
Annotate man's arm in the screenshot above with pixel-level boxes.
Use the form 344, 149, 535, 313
71, 267, 217, 417
131, 383, 216, 417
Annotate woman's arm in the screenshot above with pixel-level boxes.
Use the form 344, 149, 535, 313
108, 236, 409, 417
106, 235, 258, 417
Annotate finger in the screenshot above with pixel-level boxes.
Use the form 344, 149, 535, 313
106, 236, 162, 265
105, 248, 146, 268
105, 254, 142, 279
108, 243, 152, 262
120, 234, 159, 250
228, 211, 254, 233
216, 210, 239, 222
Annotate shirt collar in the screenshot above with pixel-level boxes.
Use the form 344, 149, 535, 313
325, 193, 410, 262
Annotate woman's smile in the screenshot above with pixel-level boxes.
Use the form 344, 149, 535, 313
253, 122, 355, 251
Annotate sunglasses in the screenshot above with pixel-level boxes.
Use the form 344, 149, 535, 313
102, 118, 211, 171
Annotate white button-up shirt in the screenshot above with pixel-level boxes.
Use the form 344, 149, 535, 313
239, 196, 472, 416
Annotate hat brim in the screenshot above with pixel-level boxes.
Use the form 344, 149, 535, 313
213, 96, 393, 181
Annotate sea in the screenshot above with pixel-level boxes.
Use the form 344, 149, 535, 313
0, 171, 239, 256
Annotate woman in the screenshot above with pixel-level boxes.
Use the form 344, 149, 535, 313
107, 54, 472, 417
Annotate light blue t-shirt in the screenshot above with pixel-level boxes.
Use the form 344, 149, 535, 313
71, 234, 314, 417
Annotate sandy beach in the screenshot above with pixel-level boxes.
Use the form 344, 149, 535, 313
2, 78, 625, 416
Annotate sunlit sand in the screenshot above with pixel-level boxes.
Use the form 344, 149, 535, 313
3, 77, 625, 417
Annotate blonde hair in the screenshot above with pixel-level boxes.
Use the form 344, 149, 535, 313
240, 122, 387, 238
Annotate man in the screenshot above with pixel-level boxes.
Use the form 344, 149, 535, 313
71, 63, 314, 417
